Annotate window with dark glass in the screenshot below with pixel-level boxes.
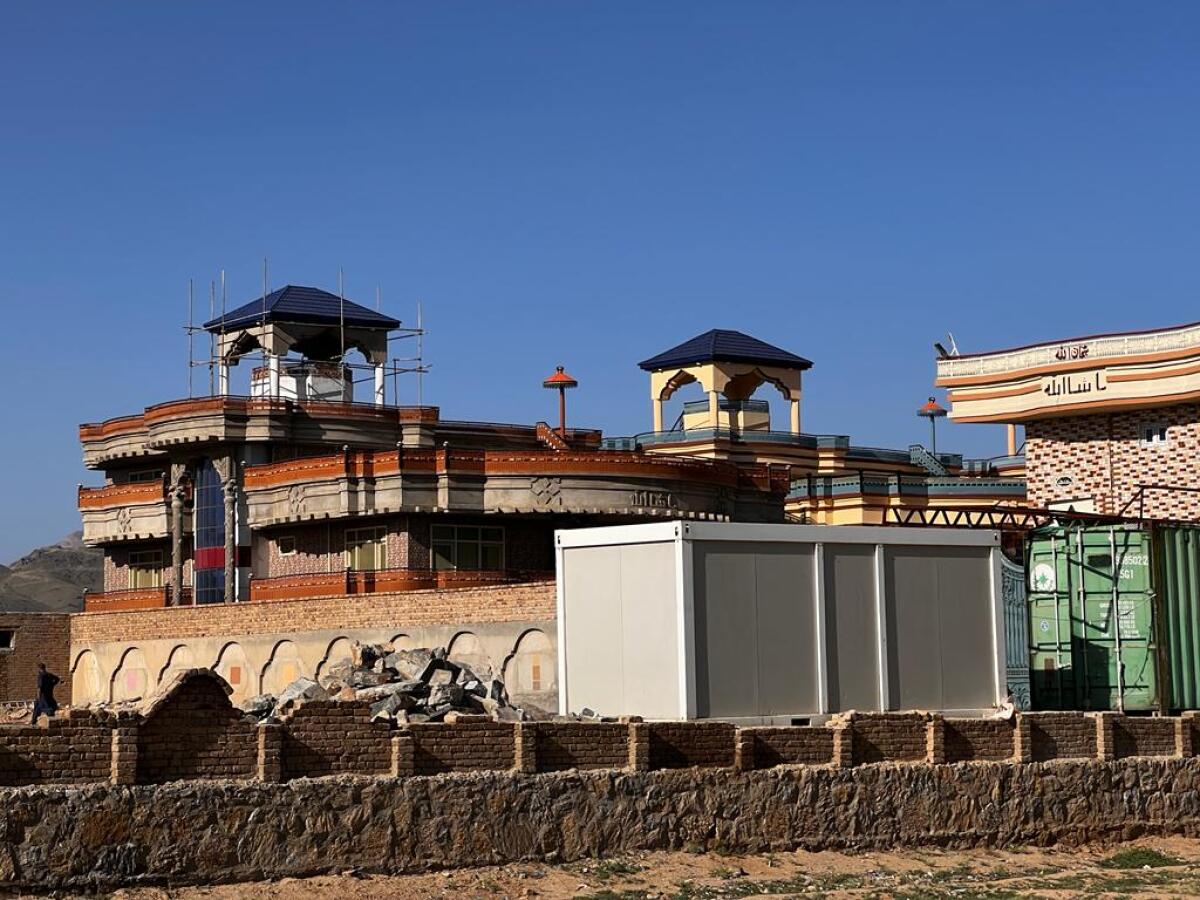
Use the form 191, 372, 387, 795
431, 525, 504, 571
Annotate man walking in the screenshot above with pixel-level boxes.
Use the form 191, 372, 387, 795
31, 663, 59, 725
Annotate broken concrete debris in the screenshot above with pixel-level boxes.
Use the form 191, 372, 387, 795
241, 642, 522, 724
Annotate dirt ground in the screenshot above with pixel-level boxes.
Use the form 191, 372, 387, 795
26, 836, 1200, 899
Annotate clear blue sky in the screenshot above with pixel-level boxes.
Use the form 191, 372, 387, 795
2, 3, 1199, 562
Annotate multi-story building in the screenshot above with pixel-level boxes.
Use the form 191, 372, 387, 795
935, 317, 1200, 520
70, 288, 1023, 710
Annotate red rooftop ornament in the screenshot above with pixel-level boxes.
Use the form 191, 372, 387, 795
917, 396, 947, 455
542, 366, 579, 437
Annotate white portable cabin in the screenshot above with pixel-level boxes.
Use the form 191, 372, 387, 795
555, 521, 1007, 723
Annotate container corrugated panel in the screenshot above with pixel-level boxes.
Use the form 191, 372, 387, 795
1156, 527, 1200, 710
1027, 524, 1157, 711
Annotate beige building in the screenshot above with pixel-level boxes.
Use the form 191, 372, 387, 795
936, 318, 1200, 519
619, 329, 1026, 525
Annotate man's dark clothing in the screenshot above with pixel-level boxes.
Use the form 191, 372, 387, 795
31, 670, 59, 724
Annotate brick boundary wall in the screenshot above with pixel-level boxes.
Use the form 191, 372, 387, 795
280, 700, 394, 780
135, 676, 258, 784
1025, 712, 1100, 762
943, 717, 1016, 763
850, 713, 929, 765
7, 677, 1200, 788
68, 582, 557, 645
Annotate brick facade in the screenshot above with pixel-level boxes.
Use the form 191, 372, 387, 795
0, 613, 71, 705
263, 519, 411, 578
70, 581, 556, 645
1026, 404, 1200, 517
101, 542, 187, 593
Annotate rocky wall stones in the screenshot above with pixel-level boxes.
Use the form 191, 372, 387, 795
7, 759, 1200, 890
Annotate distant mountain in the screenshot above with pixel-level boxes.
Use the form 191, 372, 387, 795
0, 532, 102, 613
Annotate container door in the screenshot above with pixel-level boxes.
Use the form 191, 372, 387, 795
1028, 529, 1073, 710
1073, 527, 1156, 711
1158, 527, 1200, 711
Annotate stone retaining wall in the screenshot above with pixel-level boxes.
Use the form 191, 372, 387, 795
6, 760, 1200, 890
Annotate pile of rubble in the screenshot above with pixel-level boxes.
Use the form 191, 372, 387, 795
243, 643, 524, 724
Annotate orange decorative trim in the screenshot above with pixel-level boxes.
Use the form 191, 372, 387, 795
83, 397, 441, 443
78, 480, 166, 509
241, 448, 776, 492
83, 587, 192, 612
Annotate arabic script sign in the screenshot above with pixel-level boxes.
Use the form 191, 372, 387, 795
1042, 371, 1107, 399
1053, 343, 1089, 362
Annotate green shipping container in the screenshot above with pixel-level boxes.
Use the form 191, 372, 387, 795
1155, 527, 1200, 710
1027, 524, 1158, 711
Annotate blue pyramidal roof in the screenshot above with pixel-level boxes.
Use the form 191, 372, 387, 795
638, 329, 812, 372
202, 284, 400, 332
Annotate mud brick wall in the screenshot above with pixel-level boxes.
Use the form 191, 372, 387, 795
744, 727, 834, 767
944, 718, 1015, 763
648, 722, 736, 769
281, 701, 394, 779
534, 722, 629, 772
0, 712, 113, 786
1114, 717, 1177, 759
1027, 713, 1098, 762
851, 714, 929, 765
70, 582, 556, 644
0, 613, 72, 705
136, 678, 257, 783
409, 722, 516, 774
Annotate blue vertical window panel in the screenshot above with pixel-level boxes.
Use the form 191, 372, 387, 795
193, 459, 226, 604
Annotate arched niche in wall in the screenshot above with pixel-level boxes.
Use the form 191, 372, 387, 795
110, 647, 149, 703
260, 640, 304, 697
71, 650, 104, 706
